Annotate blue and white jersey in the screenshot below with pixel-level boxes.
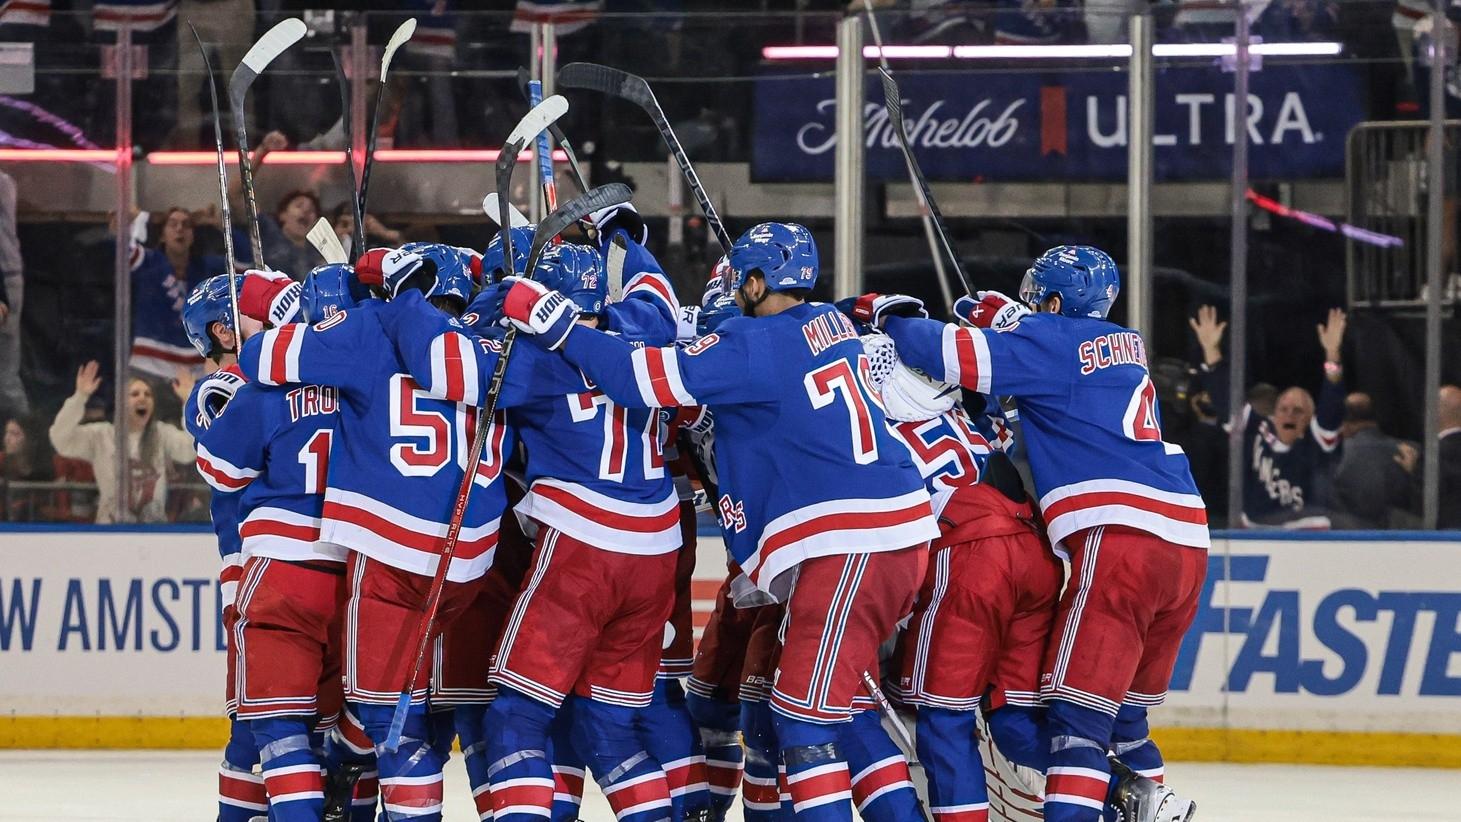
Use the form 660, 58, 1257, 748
388, 289, 682, 555
194, 379, 343, 564
559, 302, 939, 594
886, 405, 996, 518
885, 313, 1209, 553
236, 295, 530, 582
598, 227, 681, 328
184, 373, 244, 608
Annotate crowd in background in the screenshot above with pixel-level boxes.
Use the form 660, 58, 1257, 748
0, 0, 1458, 527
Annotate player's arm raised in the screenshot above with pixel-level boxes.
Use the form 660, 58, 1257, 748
373, 288, 535, 408
237, 308, 377, 391
855, 291, 1070, 400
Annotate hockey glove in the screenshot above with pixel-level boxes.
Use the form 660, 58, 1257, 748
849, 292, 928, 329
238, 269, 302, 327
192, 367, 247, 430
461, 280, 511, 334
354, 247, 426, 299
955, 290, 1030, 331
500, 276, 579, 350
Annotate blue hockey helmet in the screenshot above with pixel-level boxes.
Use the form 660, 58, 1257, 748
300, 263, 369, 323
182, 274, 243, 358
481, 226, 534, 282
727, 222, 818, 294
400, 242, 475, 308
1019, 245, 1120, 320
534, 242, 607, 315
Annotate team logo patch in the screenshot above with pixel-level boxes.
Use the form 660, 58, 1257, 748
718, 494, 747, 533
685, 333, 721, 356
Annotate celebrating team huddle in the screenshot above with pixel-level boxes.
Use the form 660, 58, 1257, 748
184, 192, 1207, 822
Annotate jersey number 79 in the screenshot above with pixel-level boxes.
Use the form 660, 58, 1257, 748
805, 357, 880, 464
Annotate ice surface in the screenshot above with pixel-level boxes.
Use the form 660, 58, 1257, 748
1, 751, 1456, 821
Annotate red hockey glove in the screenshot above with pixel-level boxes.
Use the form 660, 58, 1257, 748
848, 292, 928, 329
238, 269, 301, 326
501, 276, 579, 350
354, 247, 425, 297
955, 290, 1030, 331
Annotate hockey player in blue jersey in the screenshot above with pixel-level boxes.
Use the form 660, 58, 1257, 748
495, 221, 939, 821
852, 245, 1203, 822
193, 265, 355, 822
377, 238, 686, 822
234, 244, 532, 822
180, 274, 269, 822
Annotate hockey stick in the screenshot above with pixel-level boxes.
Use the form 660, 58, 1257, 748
516, 65, 589, 193
482, 193, 529, 228
384, 182, 632, 751
190, 22, 243, 339
527, 78, 558, 213
229, 17, 307, 269
860, 1, 957, 314
874, 65, 976, 298
358, 19, 416, 232
330, 46, 365, 258
861, 670, 933, 822
494, 95, 570, 272
557, 62, 732, 251
306, 217, 349, 265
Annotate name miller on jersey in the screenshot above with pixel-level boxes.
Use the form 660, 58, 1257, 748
802, 310, 859, 356
1078, 330, 1147, 375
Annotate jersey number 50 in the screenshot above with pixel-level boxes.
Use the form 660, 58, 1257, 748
389, 374, 506, 485
805, 357, 880, 464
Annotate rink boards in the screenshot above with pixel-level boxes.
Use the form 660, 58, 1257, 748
0, 527, 1457, 766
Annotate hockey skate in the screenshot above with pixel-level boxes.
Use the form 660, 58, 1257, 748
1113, 773, 1196, 822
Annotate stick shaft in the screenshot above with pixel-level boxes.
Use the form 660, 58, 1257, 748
191, 24, 242, 335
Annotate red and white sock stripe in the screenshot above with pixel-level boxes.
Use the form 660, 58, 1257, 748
705, 755, 743, 798
1045, 765, 1111, 812
262, 763, 325, 806
660, 754, 708, 799
552, 765, 584, 807
850, 754, 915, 813
332, 709, 376, 756
218, 765, 268, 813
380, 772, 445, 818
741, 772, 781, 812
490, 776, 554, 818
471, 780, 493, 821
785, 762, 853, 815
601, 770, 673, 820
354, 770, 380, 808
930, 802, 990, 822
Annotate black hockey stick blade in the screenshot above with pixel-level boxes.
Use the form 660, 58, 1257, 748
558, 62, 732, 251
493, 95, 570, 273
524, 182, 633, 277
516, 66, 589, 193
189, 21, 242, 336
331, 47, 365, 257
228, 18, 307, 269
878, 67, 976, 296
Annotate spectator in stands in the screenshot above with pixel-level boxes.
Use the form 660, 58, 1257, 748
0, 169, 25, 420
330, 202, 405, 258
1, 416, 51, 483
1331, 392, 1415, 529
112, 209, 217, 382
49, 361, 194, 524
1190, 304, 1347, 529
228, 130, 322, 278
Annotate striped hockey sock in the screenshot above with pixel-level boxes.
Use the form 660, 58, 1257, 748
550, 698, 586, 821
219, 717, 267, 822
455, 706, 494, 822
775, 714, 853, 822
484, 688, 557, 821
355, 702, 446, 821
843, 710, 920, 822
252, 717, 325, 822
637, 679, 709, 820
686, 691, 744, 821
1044, 700, 1115, 822
917, 707, 988, 822
570, 698, 672, 822
738, 700, 783, 822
